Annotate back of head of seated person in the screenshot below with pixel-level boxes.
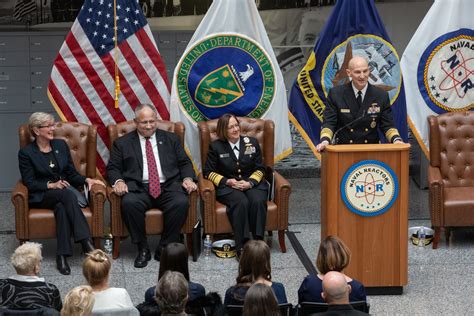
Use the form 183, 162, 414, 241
321, 271, 351, 305
225, 240, 287, 305
61, 285, 94, 316
82, 249, 111, 290
82, 249, 135, 311
298, 236, 366, 303
0, 242, 62, 311
243, 283, 280, 316
156, 271, 189, 316
144, 243, 206, 304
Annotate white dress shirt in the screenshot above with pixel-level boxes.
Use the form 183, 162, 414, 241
229, 139, 240, 159
351, 82, 368, 103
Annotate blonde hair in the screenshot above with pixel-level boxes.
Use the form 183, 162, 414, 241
11, 242, 42, 275
61, 285, 95, 316
28, 112, 54, 136
82, 249, 111, 287
156, 271, 188, 314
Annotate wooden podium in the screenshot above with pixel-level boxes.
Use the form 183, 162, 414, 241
321, 144, 410, 294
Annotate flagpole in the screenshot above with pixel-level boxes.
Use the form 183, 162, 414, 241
113, 0, 120, 108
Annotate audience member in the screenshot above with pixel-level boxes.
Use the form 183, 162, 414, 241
107, 103, 197, 268
156, 271, 189, 316
0, 242, 62, 311
144, 243, 205, 303
203, 114, 268, 256
224, 240, 287, 306
318, 271, 368, 315
298, 236, 366, 303
243, 283, 280, 316
61, 285, 94, 316
18, 112, 103, 275
82, 249, 137, 313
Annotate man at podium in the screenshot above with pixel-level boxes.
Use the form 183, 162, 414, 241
316, 56, 403, 152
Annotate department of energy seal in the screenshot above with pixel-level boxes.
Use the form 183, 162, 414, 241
341, 160, 398, 217
321, 34, 403, 106
175, 34, 276, 123
418, 29, 474, 114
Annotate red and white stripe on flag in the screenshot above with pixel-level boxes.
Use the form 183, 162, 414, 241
48, 0, 170, 175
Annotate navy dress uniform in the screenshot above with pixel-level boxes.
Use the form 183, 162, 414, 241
320, 82, 402, 144
204, 136, 268, 251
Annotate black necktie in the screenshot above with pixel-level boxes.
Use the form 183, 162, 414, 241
233, 146, 239, 158
356, 91, 363, 106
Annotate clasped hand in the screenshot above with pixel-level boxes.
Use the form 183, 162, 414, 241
226, 178, 252, 191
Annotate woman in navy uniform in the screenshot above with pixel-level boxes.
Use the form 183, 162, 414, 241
204, 114, 268, 255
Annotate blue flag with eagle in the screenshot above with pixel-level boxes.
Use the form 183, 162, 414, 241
170, 0, 292, 171
288, 0, 408, 157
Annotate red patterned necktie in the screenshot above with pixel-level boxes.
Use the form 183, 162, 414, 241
145, 138, 161, 199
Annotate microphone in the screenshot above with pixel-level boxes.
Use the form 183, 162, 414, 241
331, 110, 367, 145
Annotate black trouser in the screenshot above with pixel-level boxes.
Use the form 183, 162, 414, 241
121, 186, 189, 251
31, 189, 91, 256
217, 187, 268, 251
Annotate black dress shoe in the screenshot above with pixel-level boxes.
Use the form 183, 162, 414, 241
81, 239, 95, 254
56, 255, 71, 275
134, 248, 151, 268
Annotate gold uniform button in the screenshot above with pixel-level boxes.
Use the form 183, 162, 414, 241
238, 169, 241, 172
364, 140, 368, 143
349, 140, 353, 144
236, 162, 239, 165
365, 128, 368, 132
350, 128, 354, 132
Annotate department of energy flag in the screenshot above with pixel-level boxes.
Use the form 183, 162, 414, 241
401, 0, 474, 157
48, 0, 170, 174
13, 0, 37, 21
288, 0, 407, 157
170, 0, 292, 171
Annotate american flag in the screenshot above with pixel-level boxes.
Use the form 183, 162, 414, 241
13, 0, 37, 21
48, 0, 170, 174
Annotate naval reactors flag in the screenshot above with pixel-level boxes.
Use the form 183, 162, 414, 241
170, 0, 292, 171
401, 0, 474, 157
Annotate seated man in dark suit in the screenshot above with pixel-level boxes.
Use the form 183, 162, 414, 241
317, 56, 403, 152
318, 271, 368, 316
107, 104, 197, 268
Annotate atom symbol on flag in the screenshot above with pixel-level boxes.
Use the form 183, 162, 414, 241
439, 50, 474, 98
355, 173, 386, 205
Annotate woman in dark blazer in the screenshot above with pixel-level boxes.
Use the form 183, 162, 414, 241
18, 112, 104, 275
298, 236, 366, 303
203, 114, 268, 254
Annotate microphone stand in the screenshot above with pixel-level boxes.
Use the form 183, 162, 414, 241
331, 111, 366, 145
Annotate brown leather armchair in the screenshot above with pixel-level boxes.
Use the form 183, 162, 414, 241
106, 120, 198, 259
198, 117, 291, 252
11, 122, 106, 248
428, 111, 474, 249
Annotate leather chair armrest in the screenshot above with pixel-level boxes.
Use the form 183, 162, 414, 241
428, 166, 444, 227
89, 183, 106, 238
428, 165, 443, 185
273, 171, 291, 230
198, 175, 216, 234
11, 181, 29, 240
107, 186, 126, 237
183, 190, 198, 233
